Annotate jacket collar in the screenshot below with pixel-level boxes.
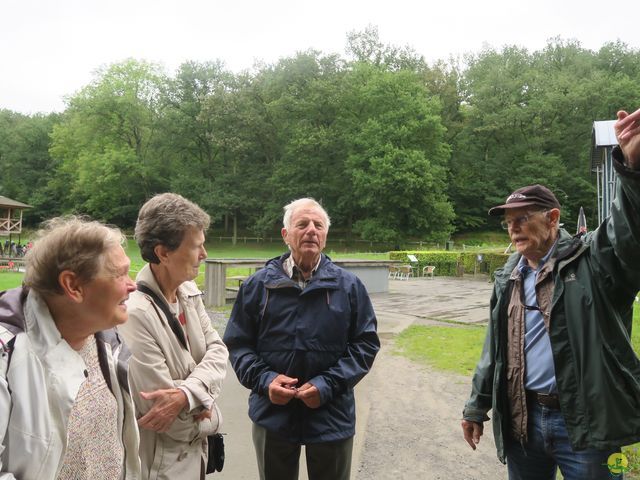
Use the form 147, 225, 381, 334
97, 329, 130, 394
136, 263, 202, 303
500, 229, 584, 285
263, 253, 341, 290
24, 289, 66, 350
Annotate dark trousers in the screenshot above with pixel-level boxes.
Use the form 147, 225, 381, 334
252, 423, 353, 480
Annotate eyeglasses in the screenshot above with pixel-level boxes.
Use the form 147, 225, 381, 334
501, 211, 548, 230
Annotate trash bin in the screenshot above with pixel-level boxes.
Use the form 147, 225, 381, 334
445, 240, 454, 251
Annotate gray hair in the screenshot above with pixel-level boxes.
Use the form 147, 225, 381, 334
24, 216, 126, 297
135, 193, 210, 264
282, 198, 331, 230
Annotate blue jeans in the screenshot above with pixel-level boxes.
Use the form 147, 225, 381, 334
506, 402, 621, 480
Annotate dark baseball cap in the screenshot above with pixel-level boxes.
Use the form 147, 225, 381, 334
488, 184, 561, 216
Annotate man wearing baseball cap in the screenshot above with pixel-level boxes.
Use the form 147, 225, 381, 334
461, 108, 640, 480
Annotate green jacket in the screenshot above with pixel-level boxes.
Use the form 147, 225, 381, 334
463, 151, 640, 463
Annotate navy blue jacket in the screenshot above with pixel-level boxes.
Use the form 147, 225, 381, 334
223, 253, 380, 443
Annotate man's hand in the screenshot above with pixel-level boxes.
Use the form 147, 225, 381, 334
268, 374, 298, 405
615, 108, 640, 170
138, 388, 188, 432
295, 382, 321, 409
461, 419, 484, 450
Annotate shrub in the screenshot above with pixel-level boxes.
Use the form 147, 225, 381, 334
390, 250, 510, 277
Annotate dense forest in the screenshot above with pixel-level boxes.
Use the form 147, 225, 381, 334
2, 28, 640, 243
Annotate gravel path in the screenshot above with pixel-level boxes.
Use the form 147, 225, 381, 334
353, 339, 506, 480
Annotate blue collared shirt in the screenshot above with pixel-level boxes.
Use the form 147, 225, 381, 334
518, 242, 558, 393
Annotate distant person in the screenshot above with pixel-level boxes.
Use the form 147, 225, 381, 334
0, 216, 140, 479
119, 193, 228, 480
224, 198, 380, 480
461, 107, 640, 479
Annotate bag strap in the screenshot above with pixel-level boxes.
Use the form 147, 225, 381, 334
136, 283, 188, 351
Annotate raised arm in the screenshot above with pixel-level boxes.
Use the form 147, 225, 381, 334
616, 108, 640, 170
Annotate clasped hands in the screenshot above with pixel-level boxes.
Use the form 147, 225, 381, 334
268, 374, 321, 409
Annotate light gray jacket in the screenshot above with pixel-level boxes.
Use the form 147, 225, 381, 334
0, 289, 141, 480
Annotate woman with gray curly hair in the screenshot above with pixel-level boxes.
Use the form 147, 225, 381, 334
118, 193, 228, 480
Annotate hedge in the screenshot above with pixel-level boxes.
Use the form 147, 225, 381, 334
390, 250, 510, 278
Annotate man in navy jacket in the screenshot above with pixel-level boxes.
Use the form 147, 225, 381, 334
224, 198, 380, 480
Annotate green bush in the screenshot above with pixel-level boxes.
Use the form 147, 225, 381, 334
390, 250, 509, 277
460, 252, 511, 277
390, 251, 459, 276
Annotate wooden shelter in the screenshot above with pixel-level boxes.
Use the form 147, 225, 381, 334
0, 195, 32, 236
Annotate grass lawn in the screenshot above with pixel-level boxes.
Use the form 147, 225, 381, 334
395, 301, 640, 479
0, 272, 23, 291
396, 302, 640, 376
395, 324, 486, 376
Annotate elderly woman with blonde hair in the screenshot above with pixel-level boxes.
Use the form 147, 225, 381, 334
119, 193, 227, 480
0, 216, 140, 480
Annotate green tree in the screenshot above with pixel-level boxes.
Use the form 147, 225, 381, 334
0, 110, 61, 223
49, 59, 168, 224
255, 51, 350, 233
449, 39, 634, 230
346, 25, 428, 72
339, 63, 454, 242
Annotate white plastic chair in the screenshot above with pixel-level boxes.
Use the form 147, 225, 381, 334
422, 265, 436, 279
397, 265, 413, 281
388, 265, 399, 279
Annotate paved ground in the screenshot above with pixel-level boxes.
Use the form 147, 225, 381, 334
209, 275, 508, 480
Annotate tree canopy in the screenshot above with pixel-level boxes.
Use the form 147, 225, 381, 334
1, 30, 638, 241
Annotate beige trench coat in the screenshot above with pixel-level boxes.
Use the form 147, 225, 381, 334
119, 264, 228, 480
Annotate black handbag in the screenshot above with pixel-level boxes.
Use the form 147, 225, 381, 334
206, 433, 225, 474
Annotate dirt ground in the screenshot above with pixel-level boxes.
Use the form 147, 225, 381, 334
352, 277, 507, 479
209, 276, 509, 480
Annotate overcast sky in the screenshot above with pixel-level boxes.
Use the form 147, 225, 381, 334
1, 0, 637, 114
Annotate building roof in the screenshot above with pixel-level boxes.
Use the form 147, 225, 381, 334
591, 120, 618, 170
593, 120, 618, 147
0, 195, 32, 209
